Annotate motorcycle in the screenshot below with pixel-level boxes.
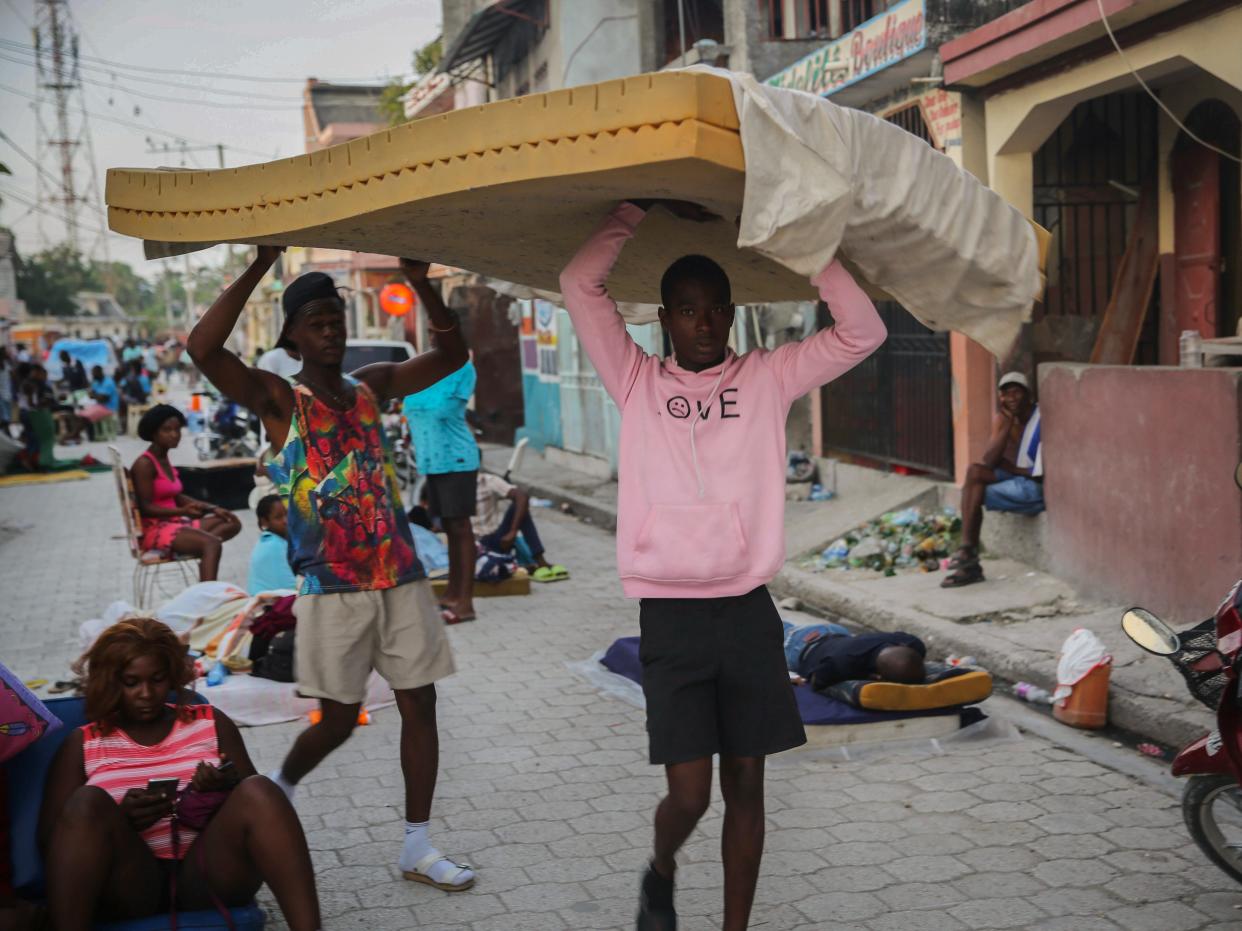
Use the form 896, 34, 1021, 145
193, 393, 258, 461
1122, 580, 1242, 883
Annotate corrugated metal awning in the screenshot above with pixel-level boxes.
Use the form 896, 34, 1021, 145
438, 0, 540, 77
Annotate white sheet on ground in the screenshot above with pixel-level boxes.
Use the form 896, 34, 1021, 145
201, 670, 395, 727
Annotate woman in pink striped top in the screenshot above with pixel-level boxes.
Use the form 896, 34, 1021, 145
38, 618, 321, 930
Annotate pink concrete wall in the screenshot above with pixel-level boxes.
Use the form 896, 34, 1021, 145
1041, 364, 1242, 622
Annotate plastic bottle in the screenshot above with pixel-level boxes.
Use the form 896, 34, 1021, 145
205, 661, 229, 687
1179, 330, 1203, 368
1014, 681, 1053, 704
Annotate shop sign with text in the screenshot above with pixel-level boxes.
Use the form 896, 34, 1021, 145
767, 0, 926, 97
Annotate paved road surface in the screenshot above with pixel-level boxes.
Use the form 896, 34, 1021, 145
2, 451, 1239, 929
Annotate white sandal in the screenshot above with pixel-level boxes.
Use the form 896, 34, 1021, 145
402, 851, 476, 892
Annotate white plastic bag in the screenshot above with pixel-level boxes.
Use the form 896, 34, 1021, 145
1054, 628, 1112, 703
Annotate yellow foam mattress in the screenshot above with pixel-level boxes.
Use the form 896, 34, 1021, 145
107, 72, 819, 304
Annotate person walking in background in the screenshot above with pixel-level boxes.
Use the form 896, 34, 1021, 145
187, 246, 476, 893
560, 199, 885, 931
401, 263, 480, 625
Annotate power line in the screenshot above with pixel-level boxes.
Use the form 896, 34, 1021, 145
0, 44, 304, 101
1095, 0, 1240, 165
1, 0, 30, 30
0, 126, 64, 198
0, 82, 278, 160
0, 185, 129, 243
0, 50, 294, 111
0, 36, 403, 85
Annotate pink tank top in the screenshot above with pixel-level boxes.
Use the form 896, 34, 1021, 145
81, 705, 220, 859
141, 450, 182, 510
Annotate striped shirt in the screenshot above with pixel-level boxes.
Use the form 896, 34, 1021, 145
82, 705, 220, 859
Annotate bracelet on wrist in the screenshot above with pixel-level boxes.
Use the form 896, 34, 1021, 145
428, 317, 458, 334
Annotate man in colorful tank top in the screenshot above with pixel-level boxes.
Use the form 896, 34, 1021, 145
188, 249, 476, 893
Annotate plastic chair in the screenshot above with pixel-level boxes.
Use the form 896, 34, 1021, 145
94, 412, 119, 442
108, 446, 199, 608
3, 695, 265, 930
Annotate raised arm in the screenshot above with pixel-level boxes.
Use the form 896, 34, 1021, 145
767, 259, 887, 404
187, 247, 290, 427
557, 202, 650, 409
354, 259, 468, 403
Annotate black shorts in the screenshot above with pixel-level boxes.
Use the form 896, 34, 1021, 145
425, 470, 478, 520
639, 585, 806, 765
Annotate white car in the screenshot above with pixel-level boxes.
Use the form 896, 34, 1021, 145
342, 338, 417, 372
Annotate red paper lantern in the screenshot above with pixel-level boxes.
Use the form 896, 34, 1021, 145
379, 282, 416, 317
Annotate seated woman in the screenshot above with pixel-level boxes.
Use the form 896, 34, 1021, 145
131, 404, 242, 582
38, 617, 321, 930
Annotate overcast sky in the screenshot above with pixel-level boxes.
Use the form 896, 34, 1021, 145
0, 0, 442, 276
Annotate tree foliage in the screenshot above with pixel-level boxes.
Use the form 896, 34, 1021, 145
14, 240, 227, 335
379, 34, 444, 127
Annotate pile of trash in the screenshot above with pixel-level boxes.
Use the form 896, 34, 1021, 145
818, 506, 962, 576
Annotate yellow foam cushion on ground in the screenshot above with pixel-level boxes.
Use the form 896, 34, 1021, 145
853, 669, 993, 712
106, 72, 824, 305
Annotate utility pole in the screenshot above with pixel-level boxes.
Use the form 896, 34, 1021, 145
33, 0, 106, 262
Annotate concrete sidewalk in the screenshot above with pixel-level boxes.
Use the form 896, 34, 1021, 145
481, 444, 1212, 749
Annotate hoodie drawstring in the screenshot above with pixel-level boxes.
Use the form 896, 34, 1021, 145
688, 364, 728, 500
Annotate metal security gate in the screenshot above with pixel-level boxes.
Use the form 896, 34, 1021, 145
818, 101, 953, 477
820, 302, 953, 477
1033, 91, 1158, 361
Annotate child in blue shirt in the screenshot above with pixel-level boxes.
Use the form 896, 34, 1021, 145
247, 494, 298, 594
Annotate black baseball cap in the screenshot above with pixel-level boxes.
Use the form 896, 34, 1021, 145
276, 272, 343, 350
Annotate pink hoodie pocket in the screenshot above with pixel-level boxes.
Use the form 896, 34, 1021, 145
629, 503, 750, 583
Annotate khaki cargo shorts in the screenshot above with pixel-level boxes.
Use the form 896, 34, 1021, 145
293, 579, 455, 705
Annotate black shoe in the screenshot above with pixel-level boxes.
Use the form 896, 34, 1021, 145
636, 862, 677, 931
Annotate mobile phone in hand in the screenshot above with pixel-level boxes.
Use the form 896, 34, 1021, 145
147, 777, 179, 798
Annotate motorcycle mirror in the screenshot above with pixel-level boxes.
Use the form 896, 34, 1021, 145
1121, 608, 1181, 656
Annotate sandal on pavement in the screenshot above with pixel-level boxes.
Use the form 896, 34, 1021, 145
549, 564, 569, 581
941, 562, 985, 588
532, 565, 571, 583
441, 608, 476, 625
946, 548, 979, 572
402, 852, 476, 892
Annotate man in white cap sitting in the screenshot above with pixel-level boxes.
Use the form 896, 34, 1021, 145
942, 371, 1043, 588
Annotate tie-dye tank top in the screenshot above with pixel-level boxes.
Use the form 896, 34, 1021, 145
269, 376, 424, 594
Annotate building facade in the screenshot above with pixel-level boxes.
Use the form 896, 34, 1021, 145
938, 0, 1242, 620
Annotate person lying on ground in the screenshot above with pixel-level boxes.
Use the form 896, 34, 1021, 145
473, 471, 568, 582
560, 199, 885, 931
38, 617, 321, 931
131, 404, 242, 582
943, 371, 1044, 588
791, 631, 926, 690
247, 494, 298, 595
188, 247, 476, 892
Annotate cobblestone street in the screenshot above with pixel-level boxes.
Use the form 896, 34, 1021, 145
3, 448, 1241, 930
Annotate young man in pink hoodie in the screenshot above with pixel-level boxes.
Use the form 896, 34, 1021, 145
560, 200, 886, 931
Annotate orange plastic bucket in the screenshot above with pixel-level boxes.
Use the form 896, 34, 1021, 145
1053, 662, 1111, 729
189, 393, 202, 412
